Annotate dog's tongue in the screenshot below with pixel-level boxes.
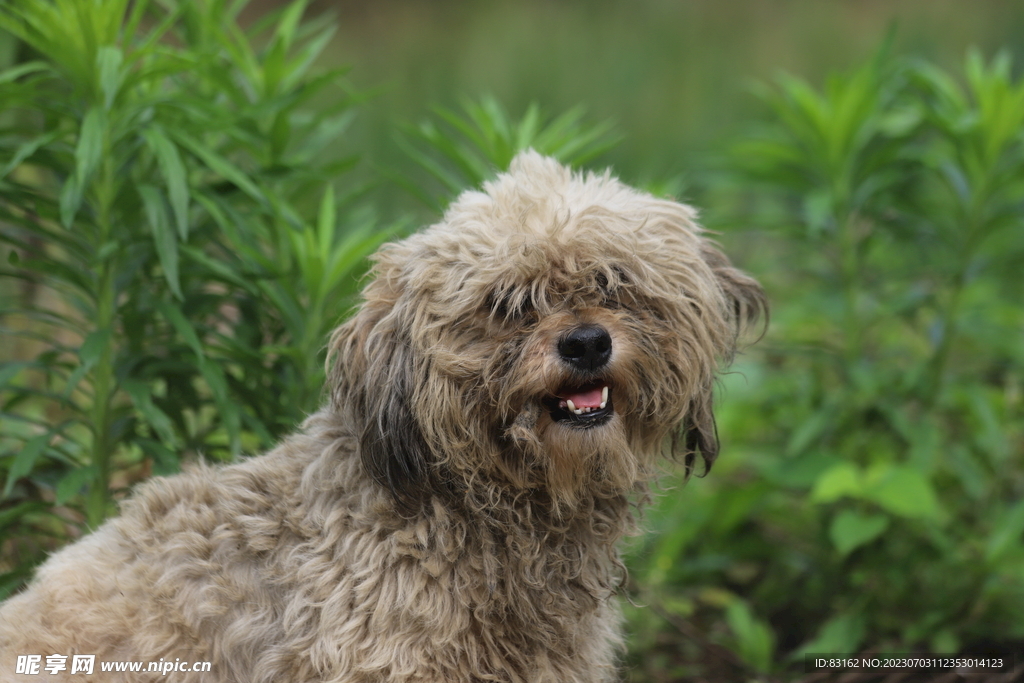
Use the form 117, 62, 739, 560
558, 385, 605, 409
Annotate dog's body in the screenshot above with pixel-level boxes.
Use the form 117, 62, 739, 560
0, 152, 764, 682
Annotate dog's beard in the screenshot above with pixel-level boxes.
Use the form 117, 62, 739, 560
542, 411, 642, 504
501, 386, 654, 511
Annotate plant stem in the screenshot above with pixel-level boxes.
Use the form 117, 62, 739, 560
921, 179, 989, 407
921, 237, 974, 408
86, 154, 117, 529
834, 180, 863, 369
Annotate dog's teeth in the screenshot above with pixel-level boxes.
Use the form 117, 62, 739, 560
566, 399, 577, 414
601, 386, 608, 409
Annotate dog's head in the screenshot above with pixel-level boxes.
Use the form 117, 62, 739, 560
328, 151, 765, 514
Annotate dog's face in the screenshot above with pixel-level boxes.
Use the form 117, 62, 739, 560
329, 152, 765, 513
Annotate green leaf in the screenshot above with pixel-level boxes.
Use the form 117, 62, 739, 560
829, 510, 890, 556
0, 60, 50, 85
136, 438, 179, 476
984, 500, 1024, 564
171, 130, 265, 204
930, 629, 960, 656
322, 223, 392, 298
138, 184, 182, 298
0, 130, 62, 181
55, 465, 98, 505
122, 379, 177, 447
865, 464, 941, 520
269, 112, 291, 162
78, 326, 112, 368
316, 185, 336, 259
59, 172, 84, 228
63, 362, 91, 401
944, 444, 988, 501
75, 106, 106, 187
289, 109, 356, 164
792, 612, 867, 658
197, 359, 241, 456
3, 433, 50, 498
142, 127, 190, 240
644, 501, 708, 585
179, 245, 256, 293
96, 46, 123, 110
810, 462, 863, 503
0, 500, 49, 531
66, 328, 111, 401
273, 0, 307, 53
0, 361, 34, 388
155, 300, 203, 358
785, 403, 837, 456
401, 97, 620, 210
724, 599, 775, 673
279, 23, 336, 93
967, 387, 1009, 464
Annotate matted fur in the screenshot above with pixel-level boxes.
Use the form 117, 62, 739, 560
0, 151, 765, 682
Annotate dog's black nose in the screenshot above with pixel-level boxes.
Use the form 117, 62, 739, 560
558, 325, 612, 371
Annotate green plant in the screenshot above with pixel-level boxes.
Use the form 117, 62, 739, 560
0, 0, 384, 597
624, 48, 1024, 679
396, 95, 621, 212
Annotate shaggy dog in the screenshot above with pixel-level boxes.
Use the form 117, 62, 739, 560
0, 151, 765, 682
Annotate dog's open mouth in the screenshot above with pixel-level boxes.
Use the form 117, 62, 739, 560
544, 381, 614, 427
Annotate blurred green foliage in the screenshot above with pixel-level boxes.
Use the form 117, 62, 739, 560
1, 1, 1023, 681
396, 96, 620, 213
0, 0, 387, 594
625, 48, 1024, 680
323, 0, 1024, 196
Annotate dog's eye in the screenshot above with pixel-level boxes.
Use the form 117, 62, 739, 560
595, 267, 630, 294
488, 289, 534, 322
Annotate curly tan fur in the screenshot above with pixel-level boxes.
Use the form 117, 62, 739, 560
0, 151, 765, 682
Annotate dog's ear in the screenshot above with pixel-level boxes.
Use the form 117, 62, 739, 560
700, 241, 769, 351
677, 386, 720, 476
677, 243, 765, 476
327, 309, 433, 514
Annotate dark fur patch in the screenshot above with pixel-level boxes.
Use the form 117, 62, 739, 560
359, 359, 433, 514
683, 413, 720, 476
329, 315, 437, 514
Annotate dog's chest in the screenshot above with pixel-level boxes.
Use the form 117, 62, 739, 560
270, 512, 622, 682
